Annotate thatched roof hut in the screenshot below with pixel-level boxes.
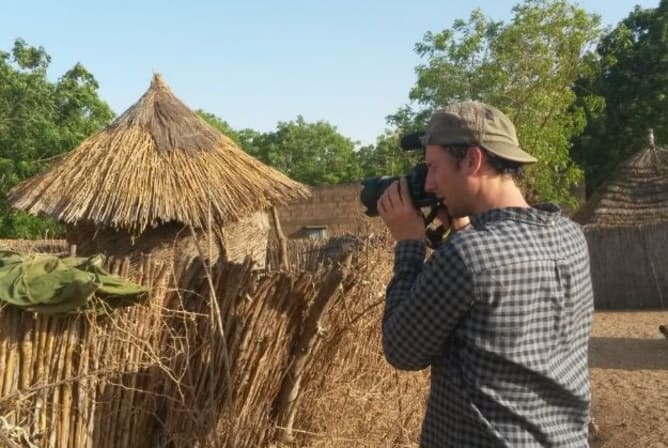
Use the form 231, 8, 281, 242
574, 130, 668, 227
9, 74, 310, 266
575, 130, 668, 309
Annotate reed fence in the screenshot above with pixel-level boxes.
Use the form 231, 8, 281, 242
0, 235, 428, 447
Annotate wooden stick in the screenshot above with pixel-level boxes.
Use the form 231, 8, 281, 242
0, 310, 8, 399
60, 318, 78, 447
31, 314, 46, 439
39, 316, 57, 444
19, 313, 33, 393
188, 226, 233, 393
3, 311, 19, 424
50, 318, 67, 448
270, 207, 289, 271
75, 317, 91, 448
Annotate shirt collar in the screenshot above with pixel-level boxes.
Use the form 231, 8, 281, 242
471, 203, 562, 229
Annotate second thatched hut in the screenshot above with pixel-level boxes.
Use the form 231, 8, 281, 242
9, 74, 310, 268
574, 130, 668, 309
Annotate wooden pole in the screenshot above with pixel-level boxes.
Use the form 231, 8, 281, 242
270, 207, 289, 271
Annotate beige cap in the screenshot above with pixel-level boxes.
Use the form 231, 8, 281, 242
402, 101, 537, 164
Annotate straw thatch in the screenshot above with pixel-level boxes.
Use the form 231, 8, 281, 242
574, 130, 668, 227
8, 74, 310, 235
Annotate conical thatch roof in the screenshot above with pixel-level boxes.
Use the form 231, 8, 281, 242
9, 74, 310, 234
574, 130, 668, 227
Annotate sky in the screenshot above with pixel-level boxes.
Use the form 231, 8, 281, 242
0, 0, 661, 146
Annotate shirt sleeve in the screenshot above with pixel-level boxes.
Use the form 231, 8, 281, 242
382, 239, 475, 371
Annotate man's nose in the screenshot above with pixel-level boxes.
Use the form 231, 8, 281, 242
424, 175, 434, 193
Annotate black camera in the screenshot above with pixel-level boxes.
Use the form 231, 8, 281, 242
359, 162, 439, 217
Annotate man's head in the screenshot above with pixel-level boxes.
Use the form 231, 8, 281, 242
402, 101, 536, 217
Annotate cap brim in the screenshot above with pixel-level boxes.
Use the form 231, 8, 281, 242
400, 132, 425, 151
481, 142, 538, 163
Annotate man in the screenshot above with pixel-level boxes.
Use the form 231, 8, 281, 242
377, 101, 594, 447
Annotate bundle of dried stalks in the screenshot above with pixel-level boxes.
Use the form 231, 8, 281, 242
8, 74, 310, 236
288, 234, 429, 447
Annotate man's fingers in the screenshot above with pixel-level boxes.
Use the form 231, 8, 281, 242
399, 176, 418, 210
377, 182, 393, 216
381, 181, 399, 209
377, 194, 388, 216
378, 179, 413, 219
386, 181, 397, 209
398, 177, 408, 204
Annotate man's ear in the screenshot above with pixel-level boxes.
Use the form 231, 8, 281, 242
466, 146, 484, 174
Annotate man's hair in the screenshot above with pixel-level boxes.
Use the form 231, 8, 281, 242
442, 144, 524, 180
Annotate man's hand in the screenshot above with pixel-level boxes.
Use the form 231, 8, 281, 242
377, 177, 425, 242
435, 205, 471, 234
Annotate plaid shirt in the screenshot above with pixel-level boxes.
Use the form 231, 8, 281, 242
383, 204, 593, 447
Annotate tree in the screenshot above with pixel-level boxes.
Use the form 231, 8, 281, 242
250, 116, 362, 186
197, 111, 363, 185
196, 110, 263, 157
197, 110, 240, 141
356, 130, 421, 178
572, 0, 668, 195
0, 38, 114, 237
393, 0, 602, 206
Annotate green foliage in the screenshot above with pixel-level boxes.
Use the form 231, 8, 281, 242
0, 38, 113, 238
572, 0, 668, 195
196, 110, 239, 140
356, 130, 421, 178
196, 110, 263, 158
394, 0, 602, 206
199, 111, 364, 186
252, 116, 362, 186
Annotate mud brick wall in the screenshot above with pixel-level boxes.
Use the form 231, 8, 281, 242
276, 180, 586, 239
277, 183, 386, 237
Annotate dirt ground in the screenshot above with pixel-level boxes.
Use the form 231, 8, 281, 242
589, 310, 668, 448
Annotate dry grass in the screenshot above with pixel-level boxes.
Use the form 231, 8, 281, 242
8, 74, 310, 235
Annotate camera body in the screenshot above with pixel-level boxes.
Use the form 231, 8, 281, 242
359, 162, 439, 217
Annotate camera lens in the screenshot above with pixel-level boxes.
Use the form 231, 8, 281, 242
359, 164, 439, 217
360, 176, 398, 217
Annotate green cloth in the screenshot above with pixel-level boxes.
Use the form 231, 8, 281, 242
0, 250, 148, 315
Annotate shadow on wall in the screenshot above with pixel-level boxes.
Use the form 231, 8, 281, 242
588, 337, 668, 370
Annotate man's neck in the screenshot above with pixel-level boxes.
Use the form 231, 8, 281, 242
472, 176, 529, 215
